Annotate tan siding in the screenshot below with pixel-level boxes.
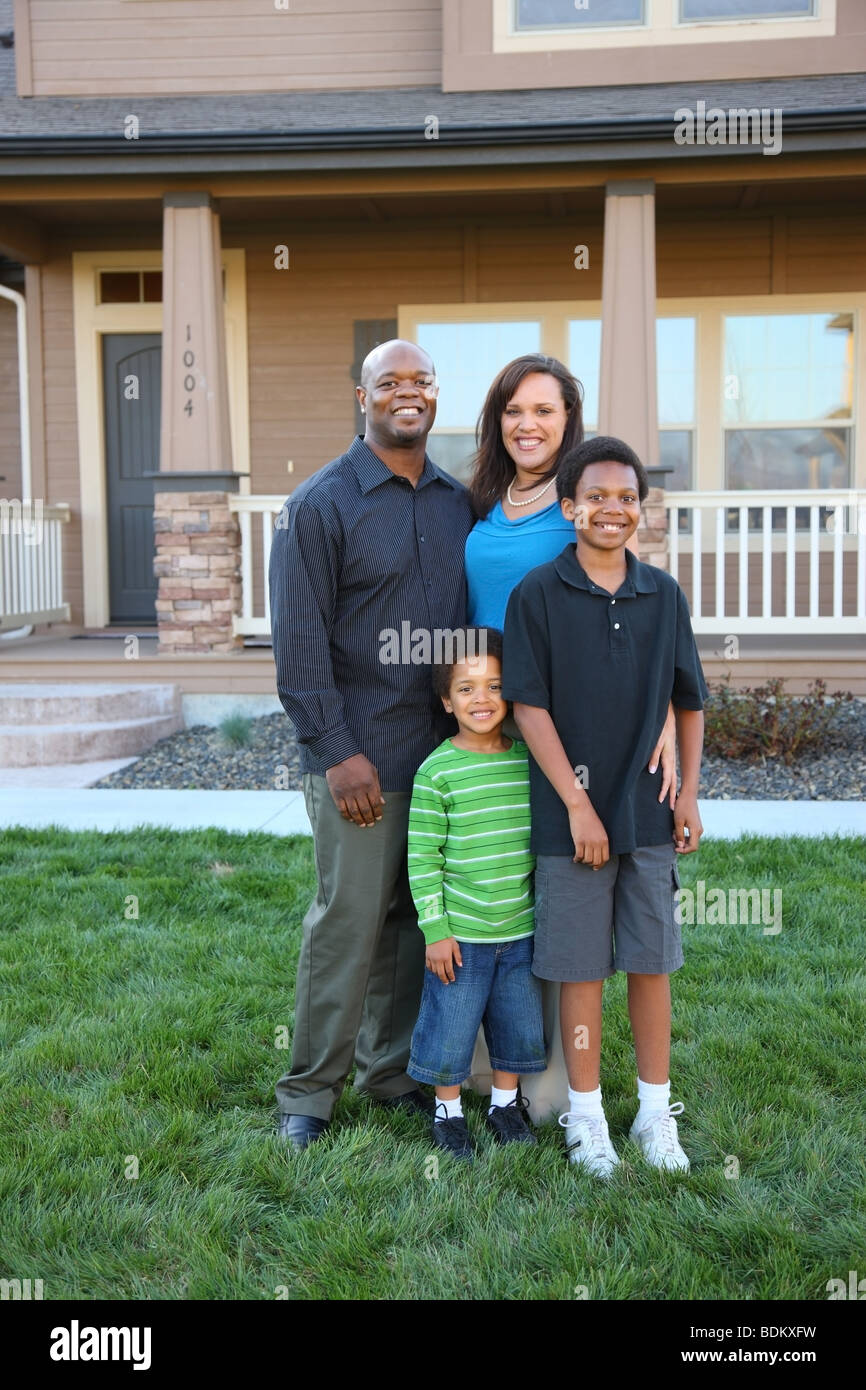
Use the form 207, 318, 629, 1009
40, 256, 83, 626
476, 221, 603, 301
658, 216, 773, 297
26, 0, 441, 96
785, 214, 866, 293
0, 298, 21, 502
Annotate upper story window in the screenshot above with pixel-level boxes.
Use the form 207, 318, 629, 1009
515, 0, 645, 29
680, 1, 814, 18
496, 0, 830, 52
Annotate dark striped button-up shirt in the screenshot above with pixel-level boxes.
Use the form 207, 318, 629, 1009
269, 435, 475, 792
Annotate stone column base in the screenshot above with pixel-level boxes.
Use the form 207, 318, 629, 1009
637, 485, 669, 572
153, 490, 244, 653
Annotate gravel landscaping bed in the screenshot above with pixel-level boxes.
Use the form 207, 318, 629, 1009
93, 702, 866, 800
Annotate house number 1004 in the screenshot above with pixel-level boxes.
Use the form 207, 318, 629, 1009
183, 323, 195, 416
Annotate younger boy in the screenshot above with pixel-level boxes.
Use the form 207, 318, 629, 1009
406, 627, 546, 1161
503, 436, 706, 1177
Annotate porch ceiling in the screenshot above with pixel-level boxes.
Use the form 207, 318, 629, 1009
4, 175, 866, 241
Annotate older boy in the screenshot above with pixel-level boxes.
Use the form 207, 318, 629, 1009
503, 436, 706, 1177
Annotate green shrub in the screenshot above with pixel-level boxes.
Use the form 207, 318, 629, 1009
218, 713, 253, 749
703, 677, 854, 765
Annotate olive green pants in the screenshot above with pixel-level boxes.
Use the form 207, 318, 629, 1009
275, 773, 425, 1121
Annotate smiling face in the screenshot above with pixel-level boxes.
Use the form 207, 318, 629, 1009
561, 461, 642, 553
500, 372, 569, 477
442, 654, 507, 740
356, 341, 438, 449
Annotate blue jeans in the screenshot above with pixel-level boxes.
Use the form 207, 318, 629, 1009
408, 936, 547, 1087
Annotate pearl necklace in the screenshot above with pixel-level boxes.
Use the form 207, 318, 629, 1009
506, 474, 556, 508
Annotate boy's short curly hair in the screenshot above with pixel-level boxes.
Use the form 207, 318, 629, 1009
556, 435, 649, 505
432, 626, 503, 701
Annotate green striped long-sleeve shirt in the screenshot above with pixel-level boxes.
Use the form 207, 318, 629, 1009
407, 737, 535, 946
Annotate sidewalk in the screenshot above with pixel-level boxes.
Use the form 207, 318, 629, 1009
0, 790, 862, 838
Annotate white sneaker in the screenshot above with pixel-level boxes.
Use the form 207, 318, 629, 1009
629, 1102, 690, 1171
558, 1111, 620, 1178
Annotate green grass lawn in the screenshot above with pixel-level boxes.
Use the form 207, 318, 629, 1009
0, 827, 863, 1301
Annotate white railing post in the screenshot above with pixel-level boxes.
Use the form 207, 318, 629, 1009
833, 504, 844, 619
692, 507, 702, 619
715, 505, 725, 622
762, 505, 772, 621
738, 506, 748, 620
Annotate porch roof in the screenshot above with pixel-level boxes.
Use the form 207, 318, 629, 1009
1, 63, 865, 171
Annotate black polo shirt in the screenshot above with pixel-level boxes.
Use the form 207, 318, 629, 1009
269, 435, 475, 792
502, 545, 707, 856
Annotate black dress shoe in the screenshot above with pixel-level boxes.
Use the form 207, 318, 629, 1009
375, 1089, 435, 1117
278, 1113, 330, 1150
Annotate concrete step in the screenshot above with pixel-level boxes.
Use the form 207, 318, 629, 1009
0, 712, 183, 767
0, 682, 181, 724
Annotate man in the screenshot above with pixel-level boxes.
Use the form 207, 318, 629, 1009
269, 339, 475, 1149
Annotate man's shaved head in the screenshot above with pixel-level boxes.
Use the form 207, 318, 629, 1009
360, 339, 435, 391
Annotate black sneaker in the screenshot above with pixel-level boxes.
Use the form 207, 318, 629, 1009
431, 1115, 475, 1162
486, 1090, 537, 1146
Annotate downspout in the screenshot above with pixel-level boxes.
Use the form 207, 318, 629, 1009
0, 282, 33, 638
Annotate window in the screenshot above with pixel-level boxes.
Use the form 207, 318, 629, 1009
567, 319, 602, 430
415, 319, 541, 479
657, 318, 696, 492
402, 298, 861, 502
680, 0, 813, 19
99, 270, 163, 304
567, 316, 695, 485
515, 0, 645, 30
97, 268, 226, 306
493, 0, 829, 52
724, 311, 852, 528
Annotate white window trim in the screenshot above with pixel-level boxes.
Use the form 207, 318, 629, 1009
399, 293, 865, 495
493, 0, 834, 52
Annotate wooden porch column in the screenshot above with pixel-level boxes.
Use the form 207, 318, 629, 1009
155, 194, 242, 650
598, 180, 658, 469
160, 192, 233, 475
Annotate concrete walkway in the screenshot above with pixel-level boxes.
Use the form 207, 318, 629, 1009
0, 790, 862, 839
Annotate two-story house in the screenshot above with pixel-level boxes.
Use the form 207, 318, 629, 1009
0, 0, 864, 704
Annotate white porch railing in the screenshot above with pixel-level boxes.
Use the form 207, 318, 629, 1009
228, 490, 866, 639
666, 490, 866, 634
0, 501, 71, 631
228, 494, 286, 636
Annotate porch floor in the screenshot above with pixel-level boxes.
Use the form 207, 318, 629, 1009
0, 627, 863, 695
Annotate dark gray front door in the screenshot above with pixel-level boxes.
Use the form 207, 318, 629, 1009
103, 334, 161, 623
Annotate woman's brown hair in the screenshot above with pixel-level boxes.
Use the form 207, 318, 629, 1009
467, 354, 584, 519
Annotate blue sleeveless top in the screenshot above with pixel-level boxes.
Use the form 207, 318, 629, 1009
465, 498, 575, 630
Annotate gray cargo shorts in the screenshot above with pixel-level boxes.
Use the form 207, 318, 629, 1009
531, 842, 683, 982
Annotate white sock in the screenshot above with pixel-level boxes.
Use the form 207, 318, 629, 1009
635, 1077, 671, 1126
566, 1085, 604, 1118
434, 1096, 463, 1122
489, 1086, 518, 1114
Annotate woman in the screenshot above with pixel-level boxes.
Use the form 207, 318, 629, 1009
462, 354, 676, 1122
